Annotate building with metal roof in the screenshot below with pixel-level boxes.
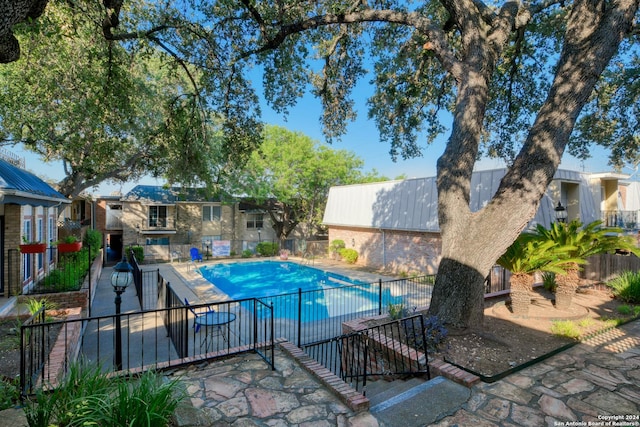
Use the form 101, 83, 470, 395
322, 168, 627, 274
0, 157, 70, 296
99, 185, 304, 263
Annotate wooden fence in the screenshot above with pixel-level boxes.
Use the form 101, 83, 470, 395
581, 253, 640, 282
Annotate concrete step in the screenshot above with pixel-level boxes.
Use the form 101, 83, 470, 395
370, 376, 471, 427
365, 377, 427, 407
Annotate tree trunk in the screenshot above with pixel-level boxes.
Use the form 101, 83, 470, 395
555, 263, 580, 310
429, 0, 636, 329
428, 258, 487, 329
509, 273, 534, 316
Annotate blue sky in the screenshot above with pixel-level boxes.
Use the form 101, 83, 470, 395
14, 84, 618, 196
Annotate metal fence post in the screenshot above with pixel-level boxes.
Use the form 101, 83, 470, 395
378, 279, 383, 315
270, 302, 275, 370
88, 244, 92, 317
297, 288, 302, 348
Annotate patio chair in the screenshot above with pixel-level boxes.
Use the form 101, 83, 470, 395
184, 298, 215, 333
190, 247, 203, 262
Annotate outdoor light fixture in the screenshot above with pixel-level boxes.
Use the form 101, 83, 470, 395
555, 201, 568, 223
111, 255, 133, 370
257, 228, 262, 242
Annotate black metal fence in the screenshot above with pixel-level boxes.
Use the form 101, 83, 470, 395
303, 314, 431, 393
19, 296, 275, 398
241, 275, 436, 347
7, 247, 93, 297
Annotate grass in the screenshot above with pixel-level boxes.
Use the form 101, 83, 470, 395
550, 313, 632, 340
607, 271, 640, 304
550, 320, 582, 339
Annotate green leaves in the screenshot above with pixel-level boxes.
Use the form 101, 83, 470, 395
497, 234, 579, 275
232, 125, 384, 239
499, 219, 639, 277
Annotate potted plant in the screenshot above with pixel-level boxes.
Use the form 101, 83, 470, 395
20, 236, 47, 254
56, 235, 83, 253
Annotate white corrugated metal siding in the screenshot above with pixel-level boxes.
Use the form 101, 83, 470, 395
323, 169, 602, 232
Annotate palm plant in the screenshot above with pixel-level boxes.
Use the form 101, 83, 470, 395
497, 234, 577, 316
533, 220, 639, 310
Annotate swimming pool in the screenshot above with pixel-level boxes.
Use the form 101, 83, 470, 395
198, 261, 401, 321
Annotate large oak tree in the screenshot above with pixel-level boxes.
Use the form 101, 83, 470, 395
2, 0, 639, 328
236, 125, 385, 242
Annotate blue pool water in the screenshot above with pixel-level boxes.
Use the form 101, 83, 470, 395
198, 261, 401, 321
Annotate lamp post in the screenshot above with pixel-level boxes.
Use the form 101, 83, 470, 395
555, 201, 568, 223
111, 256, 133, 370
257, 228, 261, 242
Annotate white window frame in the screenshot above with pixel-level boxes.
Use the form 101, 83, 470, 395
202, 205, 221, 222
246, 213, 264, 230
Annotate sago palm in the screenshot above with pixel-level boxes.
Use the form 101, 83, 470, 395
533, 220, 639, 309
497, 234, 579, 315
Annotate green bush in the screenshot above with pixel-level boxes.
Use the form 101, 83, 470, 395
387, 303, 408, 320
84, 229, 102, 259
607, 271, 640, 304
36, 248, 91, 293
0, 378, 19, 411
617, 305, 632, 315
23, 361, 183, 427
128, 245, 145, 263
256, 241, 278, 256
241, 249, 253, 258
542, 272, 557, 293
339, 248, 358, 264
329, 239, 345, 256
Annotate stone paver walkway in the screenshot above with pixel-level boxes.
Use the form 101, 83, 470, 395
431, 320, 640, 427
170, 350, 379, 426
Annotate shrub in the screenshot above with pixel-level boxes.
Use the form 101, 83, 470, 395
0, 378, 19, 411
339, 248, 358, 264
35, 249, 91, 293
387, 302, 408, 320
84, 229, 102, 259
23, 361, 184, 427
607, 271, 640, 304
329, 239, 345, 257
24, 297, 58, 315
128, 245, 145, 263
424, 315, 448, 351
241, 249, 253, 258
617, 305, 632, 315
542, 272, 557, 293
256, 241, 278, 256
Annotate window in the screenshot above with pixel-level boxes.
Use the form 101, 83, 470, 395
48, 217, 55, 262
202, 205, 221, 222
246, 213, 264, 229
149, 206, 167, 227
23, 220, 32, 281
146, 237, 170, 245
23, 219, 31, 242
